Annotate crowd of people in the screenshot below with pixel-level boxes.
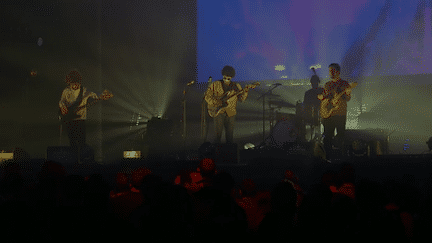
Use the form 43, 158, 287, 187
0, 156, 428, 243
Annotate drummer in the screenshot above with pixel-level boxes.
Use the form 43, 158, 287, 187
303, 75, 324, 139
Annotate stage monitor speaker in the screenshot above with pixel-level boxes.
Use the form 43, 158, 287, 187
213, 143, 238, 164
344, 129, 389, 158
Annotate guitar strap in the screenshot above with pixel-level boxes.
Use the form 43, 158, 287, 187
76, 86, 84, 107
70, 87, 84, 116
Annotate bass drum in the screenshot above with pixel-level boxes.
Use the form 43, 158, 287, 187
267, 120, 299, 148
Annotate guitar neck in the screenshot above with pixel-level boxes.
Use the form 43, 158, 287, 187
232, 89, 246, 97
227, 88, 254, 101
219, 82, 259, 102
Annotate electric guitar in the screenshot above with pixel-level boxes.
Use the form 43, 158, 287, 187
208, 82, 260, 118
320, 82, 357, 119
59, 89, 113, 122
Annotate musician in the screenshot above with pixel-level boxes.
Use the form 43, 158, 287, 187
204, 66, 249, 144
303, 74, 324, 140
59, 70, 100, 163
317, 63, 351, 161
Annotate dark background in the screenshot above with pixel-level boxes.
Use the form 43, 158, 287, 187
0, 0, 198, 161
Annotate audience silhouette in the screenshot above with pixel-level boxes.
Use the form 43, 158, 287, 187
0, 155, 425, 242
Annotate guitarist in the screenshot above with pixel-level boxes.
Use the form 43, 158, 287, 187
58, 70, 101, 163
317, 63, 352, 161
204, 66, 249, 144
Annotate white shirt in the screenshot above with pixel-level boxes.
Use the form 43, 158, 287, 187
59, 86, 98, 120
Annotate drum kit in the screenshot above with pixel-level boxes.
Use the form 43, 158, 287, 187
259, 93, 323, 149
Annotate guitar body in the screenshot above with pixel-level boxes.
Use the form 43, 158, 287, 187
320, 99, 334, 119
59, 101, 82, 122
208, 95, 238, 118
60, 110, 82, 122
320, 82, 357, 119
207, 105, 219, 118
59, 89, 113, 122
207, 82, 260, 118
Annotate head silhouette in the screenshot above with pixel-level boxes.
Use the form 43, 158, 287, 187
328, 63, 341, 80
221, 65, 236, 78
310, 75, 320, 88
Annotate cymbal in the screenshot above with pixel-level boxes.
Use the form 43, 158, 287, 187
268, 100, 296, 108
258, 93, 280, 98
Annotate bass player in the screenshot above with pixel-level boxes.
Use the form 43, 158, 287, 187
59, 69, 113, 163
204, 65, 253, 144
317, 63, 352, 162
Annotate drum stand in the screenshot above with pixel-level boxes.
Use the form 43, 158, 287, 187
256, 84, 282, 148
181, 83, 194, 143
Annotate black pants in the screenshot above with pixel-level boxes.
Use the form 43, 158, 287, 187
214, 113, 235, 144
65, 120, 86, 162
322, 115, 346, 159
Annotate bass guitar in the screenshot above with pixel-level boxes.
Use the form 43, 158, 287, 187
208, 82, 260, 118
59, 89, 113, 122
320, 82, 357, 119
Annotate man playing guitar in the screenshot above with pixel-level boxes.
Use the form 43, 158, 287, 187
59, 70, 113, 163
317, 63, 353, 162
204, 65, 258, 144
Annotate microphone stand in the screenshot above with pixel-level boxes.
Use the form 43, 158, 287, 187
58, 116, 63, 146
257, 84, 282, 144
182, 81, 194, 143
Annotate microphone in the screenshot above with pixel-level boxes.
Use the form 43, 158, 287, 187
187, 80, 195, 86
206, 77, 213, 90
